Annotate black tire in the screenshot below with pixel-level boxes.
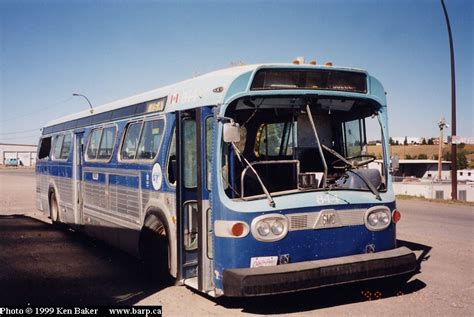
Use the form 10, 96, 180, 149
142, 218, 173, 286
49, 191, 60, 224
151, 229, 173, 285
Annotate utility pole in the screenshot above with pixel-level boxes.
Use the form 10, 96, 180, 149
437, 118, 448, 180
440, 0, 457, 199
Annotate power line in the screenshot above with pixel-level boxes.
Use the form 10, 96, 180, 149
0, 133, 40, 141
0, 127, 42, 136
0, 96, 74, 123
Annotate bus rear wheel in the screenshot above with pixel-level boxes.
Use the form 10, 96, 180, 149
49, 191, 62, 227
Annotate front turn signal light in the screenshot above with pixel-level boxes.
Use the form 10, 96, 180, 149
392, 209, 401, 223
231, 223, 245, 237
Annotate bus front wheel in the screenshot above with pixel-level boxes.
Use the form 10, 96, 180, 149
141, 216, 173, 285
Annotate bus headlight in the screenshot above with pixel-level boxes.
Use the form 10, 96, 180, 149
251, 214, 289, 242
271, 220, 285, 235
364, 206, 391, 231
257, 221, 271, 236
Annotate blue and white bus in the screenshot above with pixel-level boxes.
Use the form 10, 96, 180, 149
36, 63, 416, 297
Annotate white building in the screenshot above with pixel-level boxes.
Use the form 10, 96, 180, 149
0, 143, 37, 166
393, 182, 473, 202
458, 169, 474, 182
391, 137, 422, 145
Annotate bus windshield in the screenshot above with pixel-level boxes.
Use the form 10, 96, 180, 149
221, 95, 386, 201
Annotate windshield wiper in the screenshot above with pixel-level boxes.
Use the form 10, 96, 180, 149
321, 144, 355, 168
346, 170, 382, 201
322, 145, 381, 200
305, 104, 328, 187
231, 143, 276, 207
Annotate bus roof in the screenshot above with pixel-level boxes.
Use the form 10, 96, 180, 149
44, 63, 370, 130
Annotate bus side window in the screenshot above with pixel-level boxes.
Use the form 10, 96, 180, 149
136, 120, 164, 160
97, 127, 116, 160
86, 128, 102, 160
121, 122, 143, 160
38, 137, 52, 160
59, 134, 72, 160
166, 126, 177, 185
52, 134, 64, 160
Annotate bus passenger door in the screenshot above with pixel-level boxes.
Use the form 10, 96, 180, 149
177, 110, 198, 282
177, 106, 213, 290
72, 131, 84, 225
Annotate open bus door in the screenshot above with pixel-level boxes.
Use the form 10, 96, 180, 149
176, 106, 214, 291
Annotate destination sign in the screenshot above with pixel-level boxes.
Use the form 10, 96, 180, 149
251, 69, 367, 93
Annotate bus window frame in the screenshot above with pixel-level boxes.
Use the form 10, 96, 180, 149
118, 115, 166, 164
205, 115, 213, 191
84, 124, 118, 163
51, 132, 72, 162
165, 123, 177, 188
37, 136, 53, 161
59, 133, 73, 160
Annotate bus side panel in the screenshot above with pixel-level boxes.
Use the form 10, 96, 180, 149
35, 155, 50, 215
53, 153, 74, 224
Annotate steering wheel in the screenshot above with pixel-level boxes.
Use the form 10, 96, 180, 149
332, 154, 376, 169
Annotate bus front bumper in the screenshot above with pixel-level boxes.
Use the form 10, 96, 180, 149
222, 246, 417, 297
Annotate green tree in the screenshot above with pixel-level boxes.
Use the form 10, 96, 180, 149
403, 136, 408, 145
421, 138, 427, 145
458, 152, 468, 169
427, 138, 434, 145
417, 153, 428, 159
405, 154, 413, 159
443, 151, 468, 169
389, 137, 394, 145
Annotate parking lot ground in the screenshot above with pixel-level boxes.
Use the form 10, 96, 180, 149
0, 169, 472, 316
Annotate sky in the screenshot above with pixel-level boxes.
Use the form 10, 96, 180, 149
0, 0, 472, 145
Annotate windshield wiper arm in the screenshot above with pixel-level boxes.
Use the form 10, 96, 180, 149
346, 170, 382, 201
231, 143, 276, 207
305, 104, 328, 187
321, 144, 355, 168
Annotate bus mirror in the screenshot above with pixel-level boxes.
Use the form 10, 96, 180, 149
391, 155, 399, 172
223, 122, 241, 143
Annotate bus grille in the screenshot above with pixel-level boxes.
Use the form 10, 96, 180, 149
288, 209, 366, 231
289, 215, 308, 230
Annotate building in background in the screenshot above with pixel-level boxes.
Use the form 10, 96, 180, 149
368, 159, 473, 201
0, 143, 37, 167
392, 137, 422, 145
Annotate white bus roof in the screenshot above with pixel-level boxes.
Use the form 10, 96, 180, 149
45, 63, 368, 128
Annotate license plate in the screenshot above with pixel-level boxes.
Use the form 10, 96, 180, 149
250, 256, 278, 268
